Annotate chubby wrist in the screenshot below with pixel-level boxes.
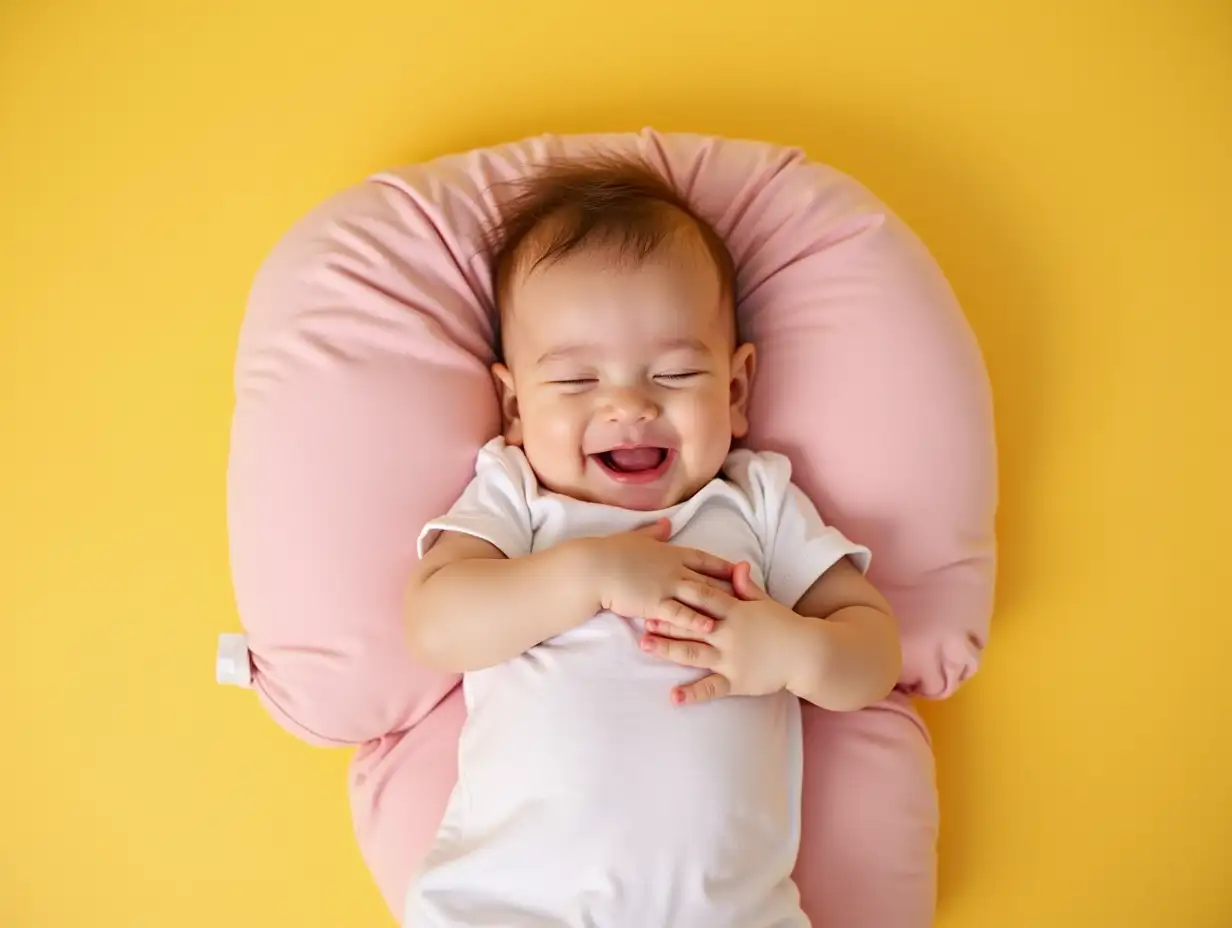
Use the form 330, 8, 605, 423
787, 606, 901, 711
784, 612, 832, 700
555, 536, 607, 614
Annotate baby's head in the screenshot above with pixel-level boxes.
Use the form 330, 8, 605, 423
488, 154, 755, 511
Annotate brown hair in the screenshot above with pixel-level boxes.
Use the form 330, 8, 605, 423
486, 153, 736, 354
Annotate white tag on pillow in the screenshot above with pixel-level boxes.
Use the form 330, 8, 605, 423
216, 633, 252, 688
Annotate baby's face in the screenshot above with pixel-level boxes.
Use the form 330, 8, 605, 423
494, 248, 755, 511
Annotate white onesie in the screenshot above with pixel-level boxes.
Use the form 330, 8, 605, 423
404, 438, 870, 928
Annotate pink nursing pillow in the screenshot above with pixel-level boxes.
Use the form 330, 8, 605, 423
228, 129, 995, 907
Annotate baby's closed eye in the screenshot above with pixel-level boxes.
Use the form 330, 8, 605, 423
653, 371, 707, 384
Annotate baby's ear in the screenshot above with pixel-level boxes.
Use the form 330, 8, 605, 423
728, 343, 757, 439
491, 364, 524, 445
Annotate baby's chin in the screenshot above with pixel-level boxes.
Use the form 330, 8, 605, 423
594, 486, 688, 511
577, 474, 719, 512
536, 476, 683, 511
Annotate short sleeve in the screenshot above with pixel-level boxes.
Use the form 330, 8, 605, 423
727, 450, 872, 608
416, 439, 535, 559
767, 481, 871, 607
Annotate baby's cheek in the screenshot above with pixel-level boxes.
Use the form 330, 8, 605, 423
676, 391, 730, 470
521, 400, 578, 466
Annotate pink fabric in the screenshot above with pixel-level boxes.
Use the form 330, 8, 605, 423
228, 130, 995, 925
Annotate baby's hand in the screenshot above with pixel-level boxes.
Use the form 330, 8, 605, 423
586, 519, 734, 635
639, 562, 815, 706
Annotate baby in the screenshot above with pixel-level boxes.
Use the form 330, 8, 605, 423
403, 155, 902, 928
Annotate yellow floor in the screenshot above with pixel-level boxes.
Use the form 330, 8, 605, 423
2, 2, 1230, 926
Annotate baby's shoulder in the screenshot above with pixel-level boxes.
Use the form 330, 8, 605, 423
474, 437, 537, 491
720, 447, 795, 504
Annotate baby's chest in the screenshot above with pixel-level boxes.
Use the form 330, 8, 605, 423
671, 507, 768, 589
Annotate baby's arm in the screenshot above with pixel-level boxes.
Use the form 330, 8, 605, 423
785, 558, 901, 711
638, 453, 901, 710
404, 531, 599, 673
638, 559, 900, 711
406, 519, 732, 673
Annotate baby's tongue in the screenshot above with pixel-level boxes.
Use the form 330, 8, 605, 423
608, 448, 662, 471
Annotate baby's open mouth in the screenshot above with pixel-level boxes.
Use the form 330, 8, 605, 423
596, 447, 668, 473
590, 446, 676, 486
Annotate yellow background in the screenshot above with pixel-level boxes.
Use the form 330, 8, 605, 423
2, 1, 1229, 925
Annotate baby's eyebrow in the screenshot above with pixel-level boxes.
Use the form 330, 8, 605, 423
536, 338, 710, 366
536, 343, 598, 365
656, 338, 711, 355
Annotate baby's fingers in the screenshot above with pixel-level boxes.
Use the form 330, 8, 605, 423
640, 634, 719, 670
649, 598, 715, 635
685, 568, 733, 595
679, 547, 733, 580
673, 578, 737, 620
644, 617, 714, 640
672, 674, 732, 706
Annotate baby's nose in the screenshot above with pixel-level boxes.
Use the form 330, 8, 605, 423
601, 387, 659, 423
